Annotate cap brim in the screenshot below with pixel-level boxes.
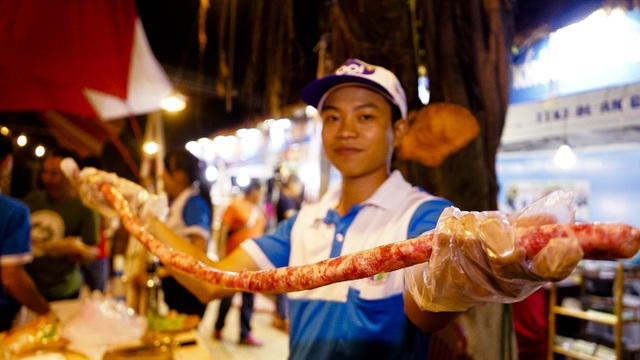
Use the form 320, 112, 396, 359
301, 74, 395, 110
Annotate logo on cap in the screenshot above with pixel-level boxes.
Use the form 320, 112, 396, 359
335, 59, 375, 76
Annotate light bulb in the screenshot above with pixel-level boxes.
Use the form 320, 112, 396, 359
143, 141, 159, 155
554, 144, 576, 169
160, 94, 187, 112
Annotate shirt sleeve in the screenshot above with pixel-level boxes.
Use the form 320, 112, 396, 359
406, 198, 453, 238
0, 200, 33, 265
182, 197, 212, 231
245, 214, 297, 269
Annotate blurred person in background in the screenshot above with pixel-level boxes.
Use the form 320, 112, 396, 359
152, 148, 212, 317
24, 148, 100, 301
78, 156, 112, 294
0, 133, 50, 331
213, 178, 266, 346
272, 172, 303, 332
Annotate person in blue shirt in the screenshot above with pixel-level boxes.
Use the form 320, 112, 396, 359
70, 58, 592, 360
0, 133, 50, 331
155, 147, 212, 317
71, 58, 463, 359
172, 58, 461, 359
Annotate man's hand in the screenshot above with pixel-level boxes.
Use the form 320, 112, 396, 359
405, 190, 583, 312
60, 158, 168, 223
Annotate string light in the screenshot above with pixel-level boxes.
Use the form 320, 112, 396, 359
160, 93, 187, 112
143, 141, 159, 155
34, 145, 46, 157
17, 134, 27, 147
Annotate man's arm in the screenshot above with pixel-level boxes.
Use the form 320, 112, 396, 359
148, 218, 260, 303
1, 264, 50, 315
404, 290, 461, 333
34, 237, 97, 262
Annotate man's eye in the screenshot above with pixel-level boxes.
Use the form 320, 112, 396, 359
323, 114, 339, 122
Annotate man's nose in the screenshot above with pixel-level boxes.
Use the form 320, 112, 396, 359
337, 118, 357, 137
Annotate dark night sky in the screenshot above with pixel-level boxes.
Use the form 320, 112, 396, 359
134, 0, 324, 147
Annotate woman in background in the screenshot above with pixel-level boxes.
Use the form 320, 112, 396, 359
157, 148, 212, 317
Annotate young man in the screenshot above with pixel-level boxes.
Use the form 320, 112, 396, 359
73, 58, 461, 358
0, 134, 50, 331
175, 58, 460, 358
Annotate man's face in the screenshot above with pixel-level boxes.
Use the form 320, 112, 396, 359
40, 156, 70, 194
320, 86, 395, 180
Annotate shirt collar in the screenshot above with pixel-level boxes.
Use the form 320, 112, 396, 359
307, 170, 412, 223
361, 170, 411, 211
169, 187, 198, 212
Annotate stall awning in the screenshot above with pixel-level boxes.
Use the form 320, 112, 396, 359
0, 0, 172, 120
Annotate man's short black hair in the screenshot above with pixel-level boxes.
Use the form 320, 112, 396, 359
391, 103, 403, 124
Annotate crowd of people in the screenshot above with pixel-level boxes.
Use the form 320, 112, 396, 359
0, 58, 571, 359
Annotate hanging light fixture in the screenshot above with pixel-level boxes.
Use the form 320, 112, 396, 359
417, 65, 430, 105
554, 143, 576, 169
554, 114, 575, 169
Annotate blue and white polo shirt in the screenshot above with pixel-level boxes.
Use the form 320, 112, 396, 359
242, 171, 452, 359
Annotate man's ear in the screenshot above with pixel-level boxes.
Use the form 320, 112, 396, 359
392, 118, 409, 148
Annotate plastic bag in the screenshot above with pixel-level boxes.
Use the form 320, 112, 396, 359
60, 292, 147, 358
405, 190, 584, 312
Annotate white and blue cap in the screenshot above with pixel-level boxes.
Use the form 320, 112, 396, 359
301, 58, 408, 119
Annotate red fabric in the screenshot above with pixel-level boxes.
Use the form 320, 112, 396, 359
95, 230, 108, 260
512, 288, 549, 360
0, 1, 136, 118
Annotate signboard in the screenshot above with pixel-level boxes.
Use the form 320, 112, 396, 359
502, 82, 640, 144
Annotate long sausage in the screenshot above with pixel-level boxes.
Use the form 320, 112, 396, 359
100, 183, 640, 294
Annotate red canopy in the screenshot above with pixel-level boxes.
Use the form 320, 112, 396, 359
0, 0, 172, 120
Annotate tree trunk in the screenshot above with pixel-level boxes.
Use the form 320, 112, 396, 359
318, 1, 517, 359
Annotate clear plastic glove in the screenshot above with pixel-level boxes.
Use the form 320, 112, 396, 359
405, 190, 584, 312
60, 158, 168, 223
